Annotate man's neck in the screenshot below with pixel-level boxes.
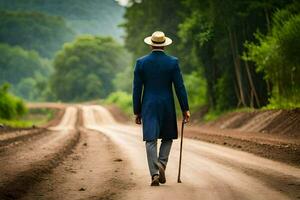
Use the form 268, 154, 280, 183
152, 49, 164, 52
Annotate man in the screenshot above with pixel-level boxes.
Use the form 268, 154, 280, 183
133, 31, 190, 186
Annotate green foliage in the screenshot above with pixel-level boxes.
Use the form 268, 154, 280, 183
183, 71, 207, 111
0, 10, 74, 58
0, 0, 124, 40
0, 108, 56, 128
244, 3, 300, 108
122, 0, 299, 115
104, 91, 132, 115
51, 35, 131, 101
178, 0, 287, 111
215, 72, 238, 111
122, 0, 183, 59
0, 118, 34, 128
23, 108, 56, 123
0, 83, 27, 120
203, 107, 256, 122
113, 64, 133, 93
0, 43, 51, 101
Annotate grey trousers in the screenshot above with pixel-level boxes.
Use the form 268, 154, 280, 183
145, 139, 173, 177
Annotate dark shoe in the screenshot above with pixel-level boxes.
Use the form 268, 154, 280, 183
156, 162, 166, 184
151, 174, 160, 186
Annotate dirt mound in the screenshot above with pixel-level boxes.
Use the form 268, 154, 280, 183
208, 108, 300, 138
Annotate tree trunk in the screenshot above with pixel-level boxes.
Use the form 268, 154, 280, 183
264, 8, 271, 32
245, 57, 260, 107
228, 27, 246, 107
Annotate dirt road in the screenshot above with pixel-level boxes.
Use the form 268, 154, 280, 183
0, 105, 299, 200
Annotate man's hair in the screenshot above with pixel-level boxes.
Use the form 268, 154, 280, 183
151, 46, 165, 50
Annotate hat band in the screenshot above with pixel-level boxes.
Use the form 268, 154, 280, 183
151, 39, 166, 44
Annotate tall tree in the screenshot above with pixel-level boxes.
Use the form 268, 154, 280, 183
51, 35, 130, 101
178, 0, 292, 110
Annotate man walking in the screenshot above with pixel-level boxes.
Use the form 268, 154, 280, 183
133, 31, 190, 186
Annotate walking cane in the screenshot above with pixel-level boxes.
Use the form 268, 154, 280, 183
177, 119, 185, 183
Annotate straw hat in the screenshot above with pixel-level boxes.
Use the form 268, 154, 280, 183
144, 31, 172, 47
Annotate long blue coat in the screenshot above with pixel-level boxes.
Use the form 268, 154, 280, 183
133, 50, 189, 141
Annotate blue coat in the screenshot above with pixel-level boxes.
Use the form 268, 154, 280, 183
133, 50, 189, 141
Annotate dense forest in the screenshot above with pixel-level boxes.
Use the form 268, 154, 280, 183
122, 0, 300, 115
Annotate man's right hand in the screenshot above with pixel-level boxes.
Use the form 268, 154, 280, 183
183, 110, 190, 124
135, 114, 142, 125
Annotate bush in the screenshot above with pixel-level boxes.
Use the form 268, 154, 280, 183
0, 83, 27, 120
104, 91, 132, 115
183, 71, 207, 111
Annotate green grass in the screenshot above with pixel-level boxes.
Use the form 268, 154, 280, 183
203, 107, 256, 122
0, 118, 34, 128
0, 108, 57, 128
103, 91, 132, 115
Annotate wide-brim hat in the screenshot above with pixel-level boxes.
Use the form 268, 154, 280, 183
144, 31, 172, 47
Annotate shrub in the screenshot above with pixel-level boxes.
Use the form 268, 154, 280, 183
0, 83, 27, 120
104, 91, 132, 115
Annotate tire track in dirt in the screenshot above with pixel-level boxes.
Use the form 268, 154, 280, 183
20, 109, 135, 200
0, 107, 66, 152
0, 107, 80, 200
83, 105, 300, 200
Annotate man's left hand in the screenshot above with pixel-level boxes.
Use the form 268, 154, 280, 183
135, 114, 142, 124
183, 110, 190, 124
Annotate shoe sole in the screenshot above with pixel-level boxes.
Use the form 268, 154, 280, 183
151, 177, 160, 186
151, 181, 159, 186
157, 162, 166, 184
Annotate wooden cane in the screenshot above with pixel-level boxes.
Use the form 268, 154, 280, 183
177, 119, 185, 183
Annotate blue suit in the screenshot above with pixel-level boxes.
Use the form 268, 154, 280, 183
133, 50, 189, 141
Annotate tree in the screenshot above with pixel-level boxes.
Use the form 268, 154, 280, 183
0, 43, 51, 100
0, 10, 74, 58
244, 2, 300, 107
122, 0, 183, 59
178, 0, 292, 111
51, 35, 131, 101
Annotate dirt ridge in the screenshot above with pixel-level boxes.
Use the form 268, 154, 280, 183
207, 108, 300, 137
0, 109, 80, 200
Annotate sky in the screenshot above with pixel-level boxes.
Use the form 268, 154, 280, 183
116, 0, 142, 7
116, 0, 129, 6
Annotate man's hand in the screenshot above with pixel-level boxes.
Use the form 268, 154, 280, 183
135, 114, 142, 125
183, 110, 190, 124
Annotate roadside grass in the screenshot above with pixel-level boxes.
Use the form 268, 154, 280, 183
203, 107, 256, 122
0, 108, 57, 128
0, 118, 34, 128
103, 91, 132, 116
202, 104, 300, 123
102, 91, 299, 123
262, 98, 300, 110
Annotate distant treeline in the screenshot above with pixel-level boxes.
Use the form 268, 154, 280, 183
0, 0, 124, 38
0, 0, 128, 103
0, 11, 68, 101
122, 0, 300, 111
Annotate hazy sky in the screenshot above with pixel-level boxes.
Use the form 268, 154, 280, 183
116, 0, 129, 6
116, 0, 142, 7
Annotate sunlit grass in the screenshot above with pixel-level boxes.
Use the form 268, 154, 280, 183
203, 107, 256, 122
103, 91, 132, 115
0, 119, 34, 128
0, 108, 56, 128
